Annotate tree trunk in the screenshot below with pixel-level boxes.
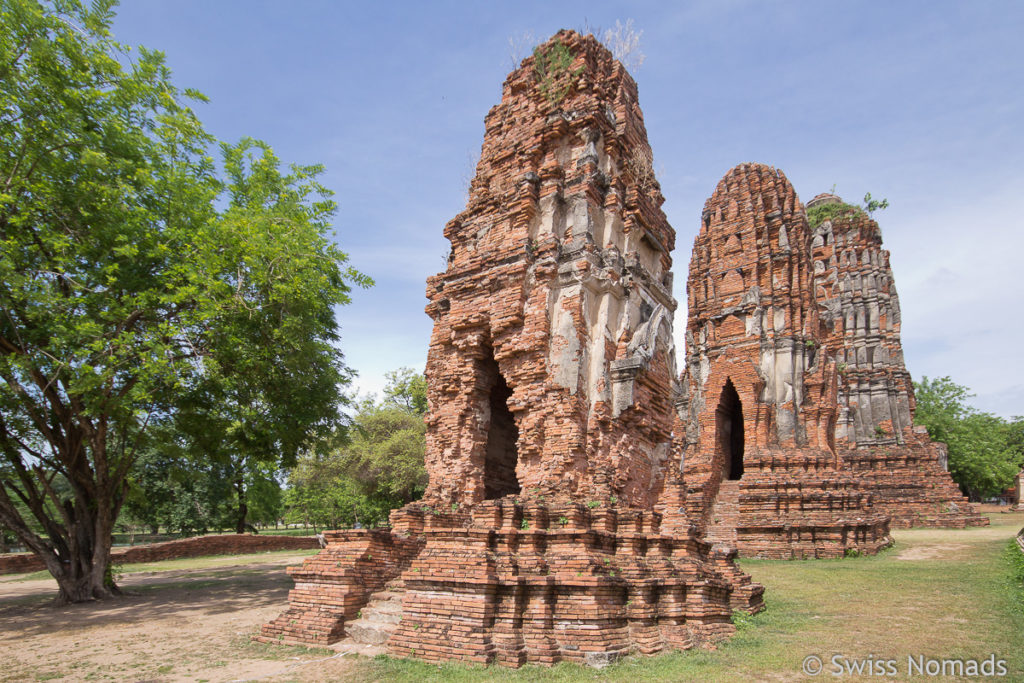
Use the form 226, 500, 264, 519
234, 473, 248, 534
39, 518, 120, 606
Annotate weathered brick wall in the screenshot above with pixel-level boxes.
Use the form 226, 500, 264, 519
809, 194, 987, 528
0, 552, 44, 575
0, 533, 319, 576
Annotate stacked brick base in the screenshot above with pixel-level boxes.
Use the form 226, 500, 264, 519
842, 444, 988, 528
693, 452, 892, 559
256, 510, 425, 645
259, 500, 764, 667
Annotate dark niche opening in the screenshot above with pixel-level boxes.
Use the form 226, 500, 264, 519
483, 358, 520, 499
717, 379, 745, 481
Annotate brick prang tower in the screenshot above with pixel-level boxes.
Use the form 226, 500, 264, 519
808, 193, 987, 528
421, 30, 679, 510
676, 163, 892, 558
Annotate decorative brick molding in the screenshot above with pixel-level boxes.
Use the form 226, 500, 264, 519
259, 502, 763, 665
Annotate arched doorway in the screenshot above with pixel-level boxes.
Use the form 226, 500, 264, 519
717, 379, 744, 481
482, 356, 520, 499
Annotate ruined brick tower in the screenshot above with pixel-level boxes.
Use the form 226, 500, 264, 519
677, 164, 891, 558
421, 31, 678, 510
259, 31, 762, 666
808, 193, 987, 527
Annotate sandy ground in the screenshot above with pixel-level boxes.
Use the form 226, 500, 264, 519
0, 553, 359, 682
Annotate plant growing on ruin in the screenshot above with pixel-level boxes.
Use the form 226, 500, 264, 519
520, 519, 530, 530
603, 19, 645, 72
507, 30, 536, 69
626, 147, 658, 193
587, 500, 601, 509
806, 201, 860, 229
533, 41, 583, 105
558, 516, 569, 526
862, 192, 890, 217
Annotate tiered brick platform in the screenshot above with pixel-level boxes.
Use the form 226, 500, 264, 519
842, 443, 988, 527
697, 453, 891, 559
808, 193, 986, 528
259, 501, 763, 666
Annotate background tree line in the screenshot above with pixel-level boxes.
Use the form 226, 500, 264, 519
114, 368, 427, 536
913, 376, 1023, 502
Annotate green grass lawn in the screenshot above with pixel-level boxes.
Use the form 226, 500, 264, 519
344, 515, 1024, 682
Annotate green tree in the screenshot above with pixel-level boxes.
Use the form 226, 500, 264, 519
120, 441, 233, 536
914, 377, 1019, 501
861, 192, 889, 217
1006, 417, 1024, 469
285, 370, 428, 529
383, 367, 428, 415
0, 0, 368, 602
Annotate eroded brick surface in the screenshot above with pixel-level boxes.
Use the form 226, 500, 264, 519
421, 31, 679, 510
809, 194, 987, 528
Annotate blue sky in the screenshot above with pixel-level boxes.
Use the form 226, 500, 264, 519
111, 1, 1024, 417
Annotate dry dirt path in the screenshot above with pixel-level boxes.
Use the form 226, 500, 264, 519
0, 552, 356, 682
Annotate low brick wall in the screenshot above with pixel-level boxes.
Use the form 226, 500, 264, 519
0, 533, 319, 576
0, 552, 45, 575
1016, 527, 1023, 555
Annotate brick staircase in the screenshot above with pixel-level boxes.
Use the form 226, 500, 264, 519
704, 480, 742, 547
339, 578, 405, 651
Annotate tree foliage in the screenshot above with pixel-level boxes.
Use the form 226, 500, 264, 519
285, 369, 427, 529
914, 376, 1021, 501
382, 367, 427, 416
0, 0, 367, 602
120, 437, 232, 536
